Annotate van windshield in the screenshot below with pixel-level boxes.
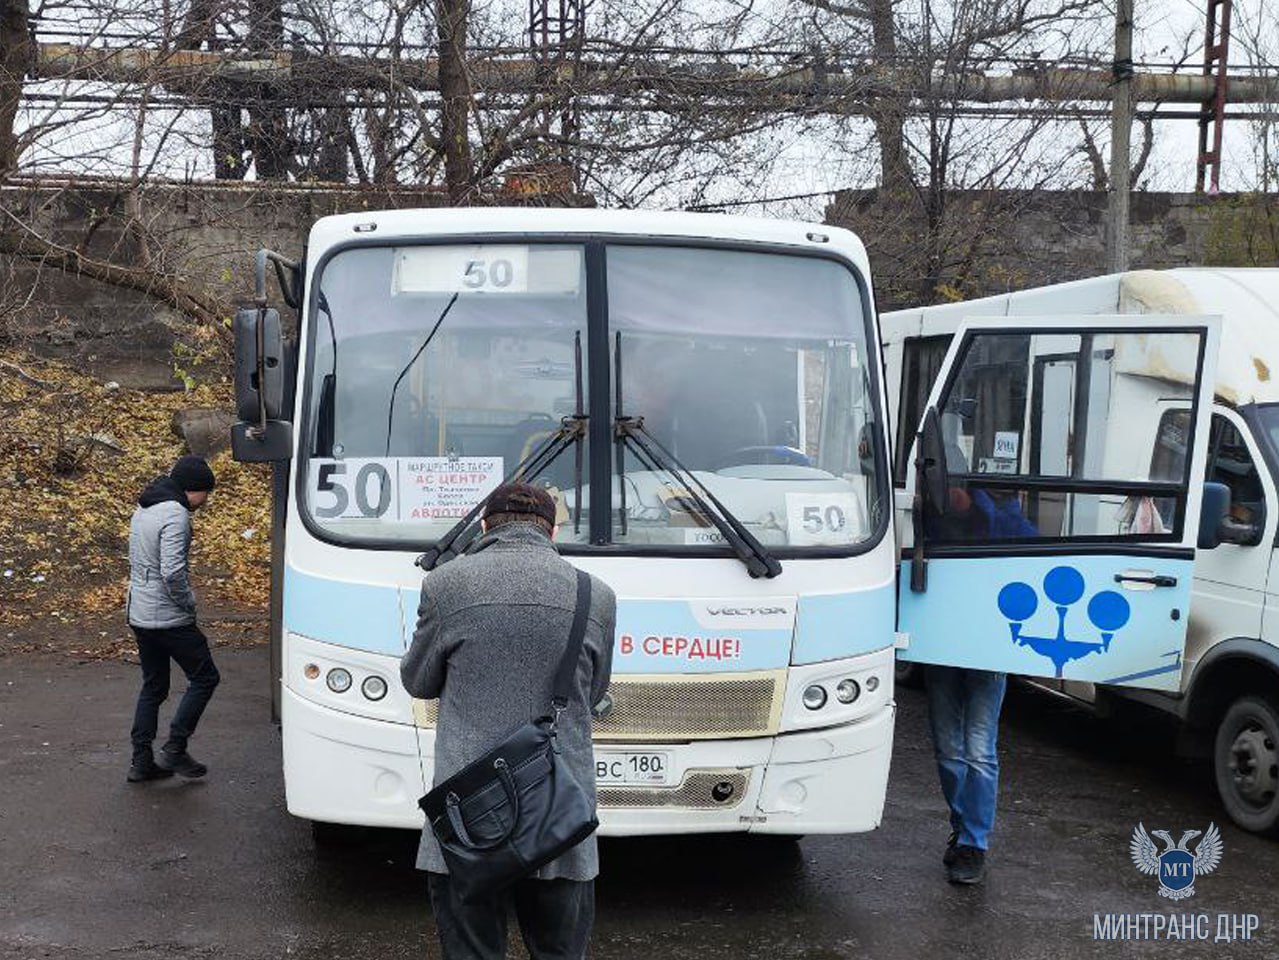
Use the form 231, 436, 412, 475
1251, 404, 1279, 479
299, 241, 884, 552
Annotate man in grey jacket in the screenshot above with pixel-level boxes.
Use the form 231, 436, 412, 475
126, 455, 220, 783
401, 482, 615, 960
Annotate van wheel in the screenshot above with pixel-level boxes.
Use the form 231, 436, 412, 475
1214, 696, 1279, 835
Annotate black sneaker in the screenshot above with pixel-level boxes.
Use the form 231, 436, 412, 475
947, 845, 987, 885
127, 757, 175, 783
157, 748, 208, 779
942, 831, 960, 867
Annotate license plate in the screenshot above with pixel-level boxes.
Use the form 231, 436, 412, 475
594, 751, 672, 786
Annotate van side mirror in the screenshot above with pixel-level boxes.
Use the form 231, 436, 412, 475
234, 305, 287, 422
1198, 482, 1231, 550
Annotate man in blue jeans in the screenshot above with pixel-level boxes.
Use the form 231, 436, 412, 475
927, 666, 1007, 884
125, 455, 220, 782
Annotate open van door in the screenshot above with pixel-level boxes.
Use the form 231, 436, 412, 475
898, 315, 1222, 692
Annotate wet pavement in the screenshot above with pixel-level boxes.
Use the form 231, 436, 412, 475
1, 646, 1276, 960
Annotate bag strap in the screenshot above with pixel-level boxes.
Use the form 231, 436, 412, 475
551, 569, 592, 714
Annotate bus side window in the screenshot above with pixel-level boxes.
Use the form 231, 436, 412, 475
1208, 416, 1267, 546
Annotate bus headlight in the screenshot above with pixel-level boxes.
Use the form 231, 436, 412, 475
361, 675, 388, 701
836, 679, 861, 703
326, 667, 353, 693
802, 684, 828, 710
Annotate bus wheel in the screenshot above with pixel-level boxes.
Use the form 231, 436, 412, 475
311, 820, 362, 846
1214, 695, 1279, 836
895, 660, 923, 689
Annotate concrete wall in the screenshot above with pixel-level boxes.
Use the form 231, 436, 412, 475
826, 188, 1279, 311
0, 180, 583, 388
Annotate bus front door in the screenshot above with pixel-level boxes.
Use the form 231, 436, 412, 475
898, 315, 1222, 692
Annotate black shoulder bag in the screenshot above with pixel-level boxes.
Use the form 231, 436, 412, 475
418, 569, 598, 903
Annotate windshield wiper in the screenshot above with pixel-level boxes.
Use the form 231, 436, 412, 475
417, 329, 588, 571
616, 416, 783, 579
415, 413, 587, 570
385, 292, 459, 456
612, 333, 781, 579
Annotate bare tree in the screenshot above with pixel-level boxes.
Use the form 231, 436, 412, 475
1, 0, 34, 176
803, 0, 1111, 305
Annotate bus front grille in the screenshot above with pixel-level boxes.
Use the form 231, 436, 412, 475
598, 769, 751, 809
412, 670, 786, 741
591, 671, 785, 742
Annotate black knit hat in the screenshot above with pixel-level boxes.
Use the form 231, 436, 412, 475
482, 482, 556, 526
171, 455, 216, 493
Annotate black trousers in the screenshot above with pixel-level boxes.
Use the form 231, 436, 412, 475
427, 872, 594, 960
130, 623, 220, 759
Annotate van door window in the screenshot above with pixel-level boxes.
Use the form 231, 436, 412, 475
929, 329, 1205, 544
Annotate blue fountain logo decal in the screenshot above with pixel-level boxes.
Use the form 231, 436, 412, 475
997, 567, 1131, 677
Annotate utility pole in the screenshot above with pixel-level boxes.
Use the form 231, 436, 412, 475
1106, 0, 1134, 274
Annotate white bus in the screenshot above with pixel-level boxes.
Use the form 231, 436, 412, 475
231, 211, 1227, 841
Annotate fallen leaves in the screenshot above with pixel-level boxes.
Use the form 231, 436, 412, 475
0, 349, 271, 650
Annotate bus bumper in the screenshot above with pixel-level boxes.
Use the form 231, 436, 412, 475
594, 701, 895, 836
281, 687, 426, 828
281, 688, 895, 835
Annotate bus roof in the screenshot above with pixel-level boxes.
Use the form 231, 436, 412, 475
305, 207, 870, 273
882, 268, 1279, 407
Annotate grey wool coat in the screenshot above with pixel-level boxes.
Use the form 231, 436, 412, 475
400, 522, 616, 880
126, 479, 198, 629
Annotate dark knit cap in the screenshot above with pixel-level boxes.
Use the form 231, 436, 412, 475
171, 455, 216, 493
482, 482, 556, 526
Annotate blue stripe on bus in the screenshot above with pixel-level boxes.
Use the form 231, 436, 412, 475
612, 600, 792, 675
286, 569, 896, 670
283, 568, 406, 655
792, 585, 896, 664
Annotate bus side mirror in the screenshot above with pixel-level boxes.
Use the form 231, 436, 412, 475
232, 304, 294, 463
910, 406, 949, 593
1198, 482, 1230, 550
918, 406, 949, 517
231, 420, 293, 462
235, 305, 287, 422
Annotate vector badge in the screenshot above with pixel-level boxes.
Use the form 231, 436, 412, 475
1130, 822, 1223, 900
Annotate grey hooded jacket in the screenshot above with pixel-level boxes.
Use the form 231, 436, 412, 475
126, 478, 198, 629
401, 522, 615, 880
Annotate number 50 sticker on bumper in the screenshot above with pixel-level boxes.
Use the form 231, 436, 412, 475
309, 457, 504, 521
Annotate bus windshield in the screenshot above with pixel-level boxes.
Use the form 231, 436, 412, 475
300, 240, 884, 552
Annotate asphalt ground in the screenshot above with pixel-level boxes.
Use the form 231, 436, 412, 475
1, 645, 1276, 960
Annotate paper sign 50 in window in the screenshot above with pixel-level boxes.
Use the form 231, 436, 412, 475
309, 457, 503, 522
392, 245, 581, 296
784, 492, 863, 545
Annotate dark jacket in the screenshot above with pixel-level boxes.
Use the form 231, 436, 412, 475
126, 477, 197, 629
401, 522, 616, 880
